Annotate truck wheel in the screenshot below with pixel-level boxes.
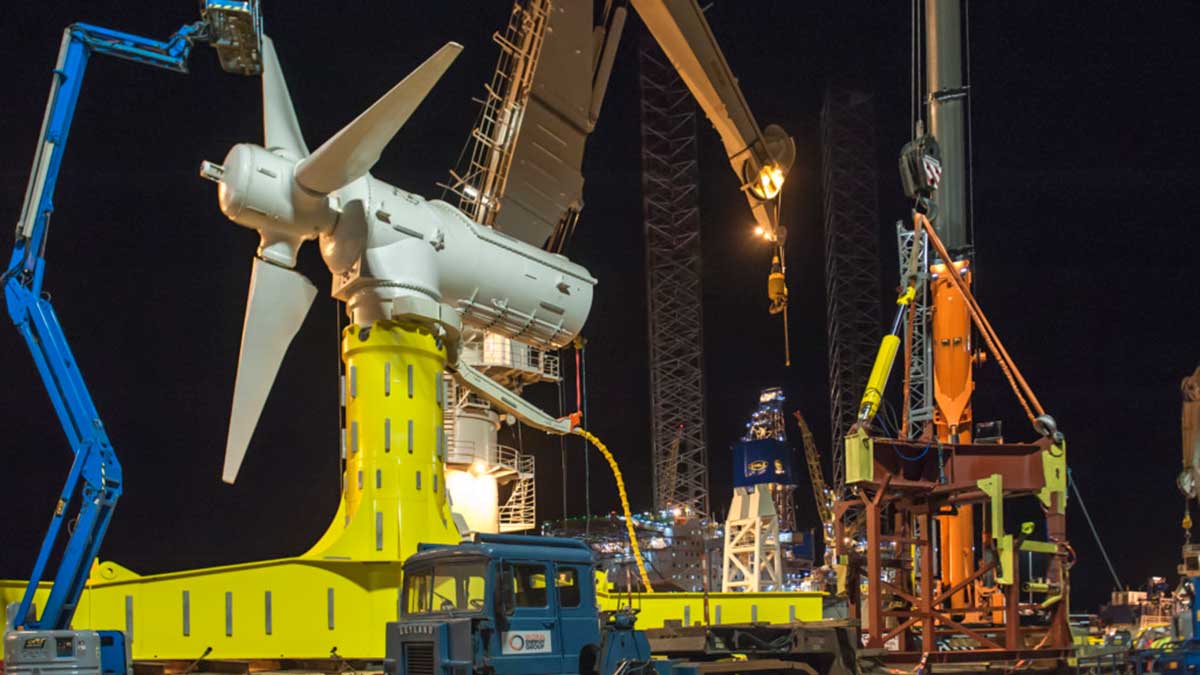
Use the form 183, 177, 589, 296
579, 645, 599, 675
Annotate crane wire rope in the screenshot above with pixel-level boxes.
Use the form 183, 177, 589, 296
577, 339, 593, 534
775, 196, 791, 367
916, 213, 1045, 424
910, 0, 917, 135
573, 428, 655, 593
964, 0, 978, 265
1067, 469, 1122, 591
556, 362, 568, 521
914, 0, 925, 134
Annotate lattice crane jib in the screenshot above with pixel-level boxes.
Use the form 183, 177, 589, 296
820, 88, 883, 494
639, 32, 709, 520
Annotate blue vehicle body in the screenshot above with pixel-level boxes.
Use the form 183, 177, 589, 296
386, 534, 696, 675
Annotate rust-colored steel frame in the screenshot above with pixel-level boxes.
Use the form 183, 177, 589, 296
836, 437, 1071, 660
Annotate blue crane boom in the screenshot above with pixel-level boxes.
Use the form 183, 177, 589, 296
4, 3, 262, 635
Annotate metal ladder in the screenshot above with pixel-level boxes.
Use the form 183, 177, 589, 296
443, 0, 551, 225
499, 451, 536, 532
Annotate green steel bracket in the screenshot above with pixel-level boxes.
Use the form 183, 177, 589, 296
1020, 540, 1059, 554
1038, 438, 1068, 513
977, 473, 1014, 585
1040, 593, 1063, 609
845, 428, 874, 484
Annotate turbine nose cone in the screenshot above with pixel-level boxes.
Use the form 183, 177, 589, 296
218, 143, 257, 222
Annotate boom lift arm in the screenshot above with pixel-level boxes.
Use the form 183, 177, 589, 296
4, 3, 262, 633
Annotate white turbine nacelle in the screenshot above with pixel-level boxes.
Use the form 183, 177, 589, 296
208, 145, 594, 346
202, 36, 596, 484
320, 175, 593, 343
212, 142, 335, 266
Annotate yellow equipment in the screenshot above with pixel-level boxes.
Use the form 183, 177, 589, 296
573, 428, 655, 593
309, 321, 459, 560
767, 255, 788, 315
791, 411, 835, 566
3, 321, 460, 659
855, 284, 916, 426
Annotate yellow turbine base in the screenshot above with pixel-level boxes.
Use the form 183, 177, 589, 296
305, 320, 459, 562
0, 321, 822, 660
1, 575, 826, 660
3, 321, 459, 660
5, 559, 403, 659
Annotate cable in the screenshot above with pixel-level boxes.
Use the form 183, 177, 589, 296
556, 360, 568, 521
774, 198, 791, 367
895, 443, 930, 463
916, 0, 925, 131
964, 0, 977, 260
579, 339, 592, 535
917, 214, 1044, 423
911, 0, 917, 135
574, 428, 655, 593
878, 398, 901, 439
1067, 469, 1122, 591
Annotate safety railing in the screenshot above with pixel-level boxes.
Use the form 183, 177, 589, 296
499, 453, 536, 532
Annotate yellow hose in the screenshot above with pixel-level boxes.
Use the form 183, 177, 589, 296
574, 428, 655, 593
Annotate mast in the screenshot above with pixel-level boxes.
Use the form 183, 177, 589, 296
926, 0, 976, 610
925, 0, 969, 252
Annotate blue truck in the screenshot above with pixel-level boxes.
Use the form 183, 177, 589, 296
385, 534, 858, 675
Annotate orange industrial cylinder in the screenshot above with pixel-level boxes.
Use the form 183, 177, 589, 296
930, 260, 974, 442
938, 508, 975, 608
932, 259, 976, 608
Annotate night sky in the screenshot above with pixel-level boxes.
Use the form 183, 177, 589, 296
2, 2, 1198, 614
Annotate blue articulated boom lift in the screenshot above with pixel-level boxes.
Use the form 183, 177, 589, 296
2, 5, 262, 675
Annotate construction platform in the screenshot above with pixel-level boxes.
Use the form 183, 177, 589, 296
2, 567, 823, 661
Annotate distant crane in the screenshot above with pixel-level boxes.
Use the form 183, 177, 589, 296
792, 411, 835, 567
660, 424, 684, 515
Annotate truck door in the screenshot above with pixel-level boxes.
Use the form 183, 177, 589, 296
555, 564, 601, 675
494, 561, 562, 675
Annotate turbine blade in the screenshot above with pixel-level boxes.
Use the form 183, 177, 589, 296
262, 36, 309, 159
294, 42, 463, 194
223, 257, 317, 484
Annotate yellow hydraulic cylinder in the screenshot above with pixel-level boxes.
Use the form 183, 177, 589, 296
305, 320, 459, 562
857, 334, 901, 424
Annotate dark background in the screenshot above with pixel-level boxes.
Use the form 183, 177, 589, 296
1, 2, 1197, 613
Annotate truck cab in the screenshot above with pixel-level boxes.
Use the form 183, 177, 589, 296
386, 534, 604, 675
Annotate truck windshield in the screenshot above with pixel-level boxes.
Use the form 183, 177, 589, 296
404, 560, 487, 615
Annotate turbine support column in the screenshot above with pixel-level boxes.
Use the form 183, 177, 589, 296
304, 320, 459, 562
